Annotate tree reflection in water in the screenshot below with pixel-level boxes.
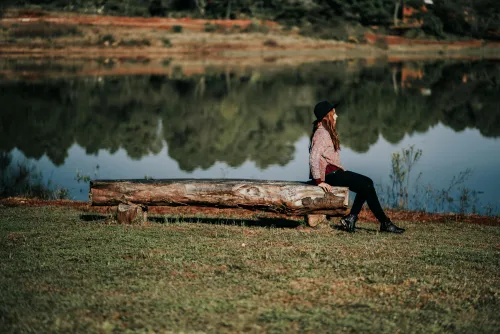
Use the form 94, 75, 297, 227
1, 60, 499, 171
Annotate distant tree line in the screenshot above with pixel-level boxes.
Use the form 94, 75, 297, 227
0, 60, 499, 171
2, 0, 499, 40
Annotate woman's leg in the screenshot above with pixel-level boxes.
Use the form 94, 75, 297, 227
325, 170, 388, 222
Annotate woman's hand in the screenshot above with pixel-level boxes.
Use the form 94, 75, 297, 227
318, 182, 333, 193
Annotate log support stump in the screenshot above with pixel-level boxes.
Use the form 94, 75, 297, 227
116, 203, 147, 225
305, 214, 328, 227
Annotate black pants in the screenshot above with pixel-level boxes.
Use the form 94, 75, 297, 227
325, 170, 388, 223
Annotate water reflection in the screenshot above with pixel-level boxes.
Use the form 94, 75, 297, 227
1, 58, 499, 212
2, 59, 499, 169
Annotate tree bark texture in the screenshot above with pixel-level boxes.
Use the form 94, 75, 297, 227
90, 179, 348, 216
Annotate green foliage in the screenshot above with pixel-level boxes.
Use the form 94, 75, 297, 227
419, 11, 445, 38
262, 38, 278, 47
374, 36, 389, 49
428, 0, 500, 40
230, 24, 242, 33
4, 0, 500, 40
204, 22, 220, 32
403, 28, 428, 40
98, 33, 115, 44
172, 25, 183, 33
300, 23, 345, 41
243, 21, 269, 33
148, 0, 166, 17
118, 38, 151, 47
0, 206, 499, 332
103, 0, 149, 17
161, 37, 172, 47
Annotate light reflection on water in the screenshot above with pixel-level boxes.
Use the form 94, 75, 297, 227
2, 58, 500, 214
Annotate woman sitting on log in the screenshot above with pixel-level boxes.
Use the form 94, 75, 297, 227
309, 100, 405, 233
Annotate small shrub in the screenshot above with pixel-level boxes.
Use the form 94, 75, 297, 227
16, 9, 47, 18
263, 56, 278, 63
98, 34, 115, 45
374, 37, 389, 50
347, 35, 360, 43
263, 39, 279, 47
161, 38, 172, 47
96, 57, 116, 68
172, 25, 183, 33
126, 57, 150, 64
204, 22, 220, 33
421, 12, 445, 39
230, 25, 242, 33
118, 38, 151, 47
300, 24, 348, 41
403, 28, 428, 40
243, 22, 269, 33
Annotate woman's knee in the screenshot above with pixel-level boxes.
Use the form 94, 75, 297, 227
366, 177, 374, 187
349, 174, 374, 193
359, 175, 374, 188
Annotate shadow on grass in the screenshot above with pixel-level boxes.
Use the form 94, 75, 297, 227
79, 214, 381, 232
79, 214, 302, 228
149, 216, 302, 228
80, 214, 109, 221
331, 224, 378, 233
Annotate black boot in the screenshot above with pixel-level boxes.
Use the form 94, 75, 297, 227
380, 220, 405, 233
340, 213, 358, 233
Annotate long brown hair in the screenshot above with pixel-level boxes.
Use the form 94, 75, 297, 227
309, 111, 341, 152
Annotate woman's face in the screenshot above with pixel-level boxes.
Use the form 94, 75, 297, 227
329, 108, 338, 125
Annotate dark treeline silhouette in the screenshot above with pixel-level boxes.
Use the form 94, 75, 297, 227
1, 60, 499, 170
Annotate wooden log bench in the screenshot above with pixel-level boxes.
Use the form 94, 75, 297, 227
89, 179, 349, 227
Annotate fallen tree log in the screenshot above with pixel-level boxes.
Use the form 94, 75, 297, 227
90, 179, 348, 217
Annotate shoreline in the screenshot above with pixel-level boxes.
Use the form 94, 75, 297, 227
1, 197, 499, 226
2, 11, 500, 65
1, 49, 498, 82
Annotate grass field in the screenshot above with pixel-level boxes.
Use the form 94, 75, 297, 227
0, 206, 499, 333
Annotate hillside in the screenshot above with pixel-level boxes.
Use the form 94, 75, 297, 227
1, 0, 499, 42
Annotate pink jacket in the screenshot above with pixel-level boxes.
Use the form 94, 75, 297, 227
309, 124, 344, 185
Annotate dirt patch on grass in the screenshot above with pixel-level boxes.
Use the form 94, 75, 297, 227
2, 11, 279, 32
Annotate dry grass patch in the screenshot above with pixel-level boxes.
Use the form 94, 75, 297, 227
9, 21, 81, 39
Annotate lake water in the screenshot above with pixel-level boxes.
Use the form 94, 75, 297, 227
1, 58, 499, 215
